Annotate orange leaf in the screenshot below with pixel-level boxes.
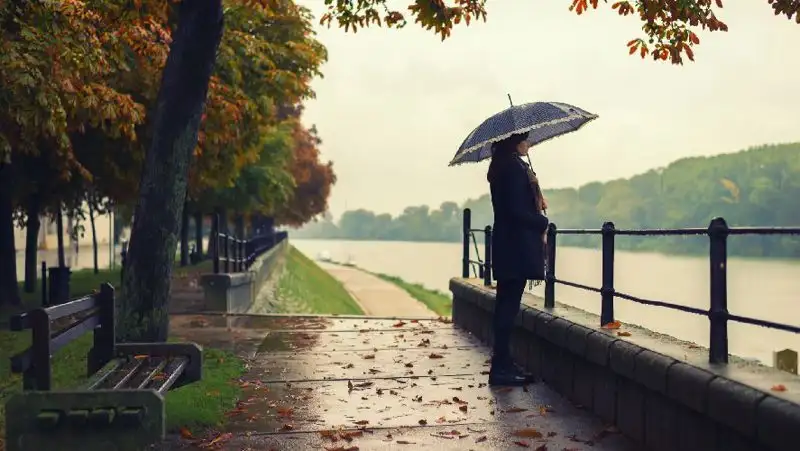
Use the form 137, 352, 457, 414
512, 428, 542, 438
179, 427, 193, 439
602, 320, 622, 330
771, 384, 787, 392
617, 331, 631, 337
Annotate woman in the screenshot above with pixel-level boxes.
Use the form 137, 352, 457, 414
486, 132, 549, 386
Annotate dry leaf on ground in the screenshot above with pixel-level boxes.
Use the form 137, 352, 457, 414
602, 320, 622, 330
512, 428, 543, 438
771, 384, 788, 392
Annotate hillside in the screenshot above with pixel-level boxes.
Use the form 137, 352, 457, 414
294, 143, 800, 257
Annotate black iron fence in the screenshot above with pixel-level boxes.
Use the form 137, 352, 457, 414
211, 214, 287, 274
460, 207, 800, 364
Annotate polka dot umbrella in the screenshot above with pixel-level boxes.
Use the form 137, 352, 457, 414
448, 98, 598, 167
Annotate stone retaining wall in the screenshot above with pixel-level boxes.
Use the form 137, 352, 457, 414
450, 278, 800, 451
200, 240, 288, 313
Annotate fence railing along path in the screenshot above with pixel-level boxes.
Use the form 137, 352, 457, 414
210, 214, 287, 274
460, 207, 800, 365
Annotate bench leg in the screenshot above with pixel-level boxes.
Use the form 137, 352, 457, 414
115, 342, 203, 388
5, 389, 165, 451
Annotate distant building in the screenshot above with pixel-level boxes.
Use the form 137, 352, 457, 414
12, 203, 114, 251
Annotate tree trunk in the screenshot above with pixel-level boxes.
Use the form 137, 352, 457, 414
23, 194, 40, 293
88, 201, 98, 274
193, 211, 203, 259
235, 214, 245, 239
56, 206, 65, 267
118, 0, 224, 343
180, 198, 189, 266
0, 163, 20, 306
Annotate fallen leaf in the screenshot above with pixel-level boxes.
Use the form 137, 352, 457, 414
199, 432, 232, 448
512, 428, 543, 438
429, 353, 444, 359
602, 320, 622, 330
363, 354, 375, 360
617, 331, 632, 337
179, 427, 193, 439
771, 384, 788, 392
396, 440, 415, 444
353, 420, 369, 425
324, 446, 359, 451
459, 405, 468, 412
513, 441, 530, 448
393, 321, 407, 327
476, 435, 488, 443
418, 419, 428, 425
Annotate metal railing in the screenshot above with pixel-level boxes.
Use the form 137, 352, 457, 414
460, 207, 800, 364
211, 214, 287, 274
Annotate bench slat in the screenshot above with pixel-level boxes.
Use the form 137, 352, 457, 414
51, 315, 101, 354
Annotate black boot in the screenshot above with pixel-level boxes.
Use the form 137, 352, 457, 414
489, 356, 535, 386
488, 367, 529, 386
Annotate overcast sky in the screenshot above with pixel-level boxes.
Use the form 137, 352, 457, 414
295, 1, 800, 218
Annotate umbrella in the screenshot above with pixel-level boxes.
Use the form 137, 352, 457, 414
448, 99, 598, 166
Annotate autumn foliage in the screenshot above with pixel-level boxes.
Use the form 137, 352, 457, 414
322, 0, 800, 64
0, 0, 334, 305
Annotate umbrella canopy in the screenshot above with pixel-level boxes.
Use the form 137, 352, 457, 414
448, 101, 598, 166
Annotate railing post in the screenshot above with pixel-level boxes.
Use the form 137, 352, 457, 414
708, 217, 730, 364
240, 240, 247, 270
232, 237, 239, 272
544, 223, 557, 308
483, 225, 492, 286
41, 261, 48, 307
223, 234, 230, 273
212, 214, 220, 274
462, 208, 471, 278
600, 221, 616, 326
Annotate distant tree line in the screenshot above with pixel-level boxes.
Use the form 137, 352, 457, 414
294, 143, 800, 258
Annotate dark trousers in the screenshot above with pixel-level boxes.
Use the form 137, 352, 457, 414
492, 278, 526, 369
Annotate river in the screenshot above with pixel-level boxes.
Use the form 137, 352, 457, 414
292, 238, 800, 365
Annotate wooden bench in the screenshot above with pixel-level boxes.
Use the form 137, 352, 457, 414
5, 283, 203, 451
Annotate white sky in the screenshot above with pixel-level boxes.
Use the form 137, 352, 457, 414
295, 1, 800, 218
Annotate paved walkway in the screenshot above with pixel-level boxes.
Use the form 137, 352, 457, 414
167, 314, 638, 450
318, 263, 437, 317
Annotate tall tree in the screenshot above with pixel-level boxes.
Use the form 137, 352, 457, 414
274, 122, 337, 227
322, 0, 800, 64
117, 0, 224, 342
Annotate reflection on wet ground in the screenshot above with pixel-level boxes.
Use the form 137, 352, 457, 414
166, 314, 639, 450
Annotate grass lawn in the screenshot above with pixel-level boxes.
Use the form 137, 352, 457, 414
0, 263, 245, 437
372, 273, 453, 317
277, 246, 364, 315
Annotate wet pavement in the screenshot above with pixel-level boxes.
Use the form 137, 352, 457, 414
167, 314, 639, 450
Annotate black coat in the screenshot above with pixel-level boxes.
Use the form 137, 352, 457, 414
489, 156, 549, 281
